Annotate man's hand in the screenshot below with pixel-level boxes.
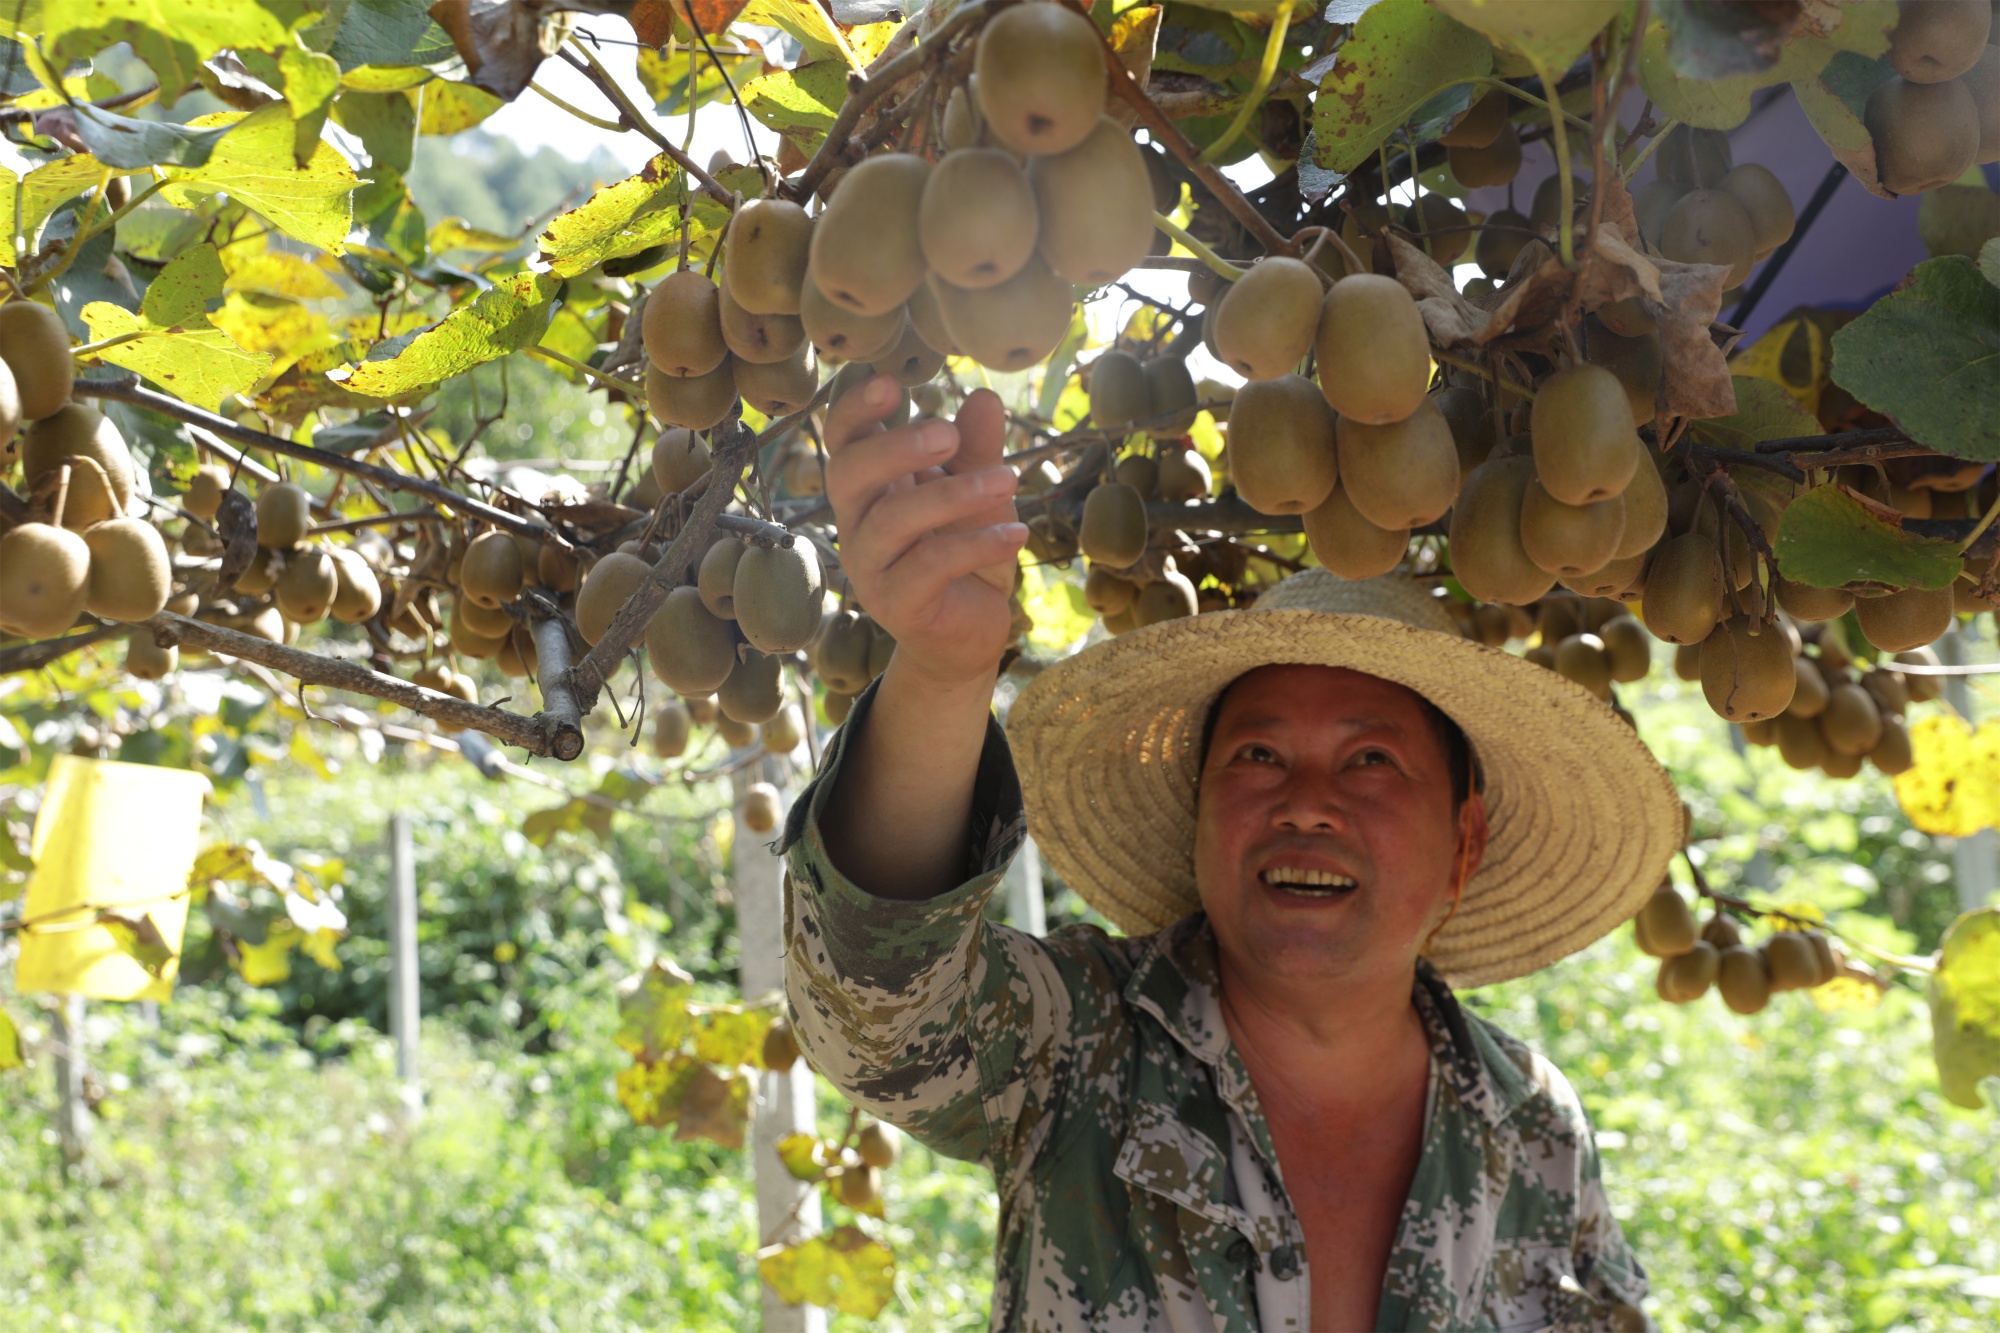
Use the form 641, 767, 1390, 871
824, 376, 1026, 690
818, 377, 1028, 900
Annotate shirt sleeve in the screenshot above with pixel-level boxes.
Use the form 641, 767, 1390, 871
1563, 1091, 1654, 1332
777, 681, 1077, 1179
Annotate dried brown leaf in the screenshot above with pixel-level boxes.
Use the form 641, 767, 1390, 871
1655, 259, 1738, 419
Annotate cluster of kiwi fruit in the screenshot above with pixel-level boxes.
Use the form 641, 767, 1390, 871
1633, 127, 1797, 301
0, 301, 174, 648
1862, 0, 2000, 196
1636, 880, 1863, 1014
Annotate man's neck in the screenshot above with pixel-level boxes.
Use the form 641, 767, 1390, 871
1214, 953, 1429, 1109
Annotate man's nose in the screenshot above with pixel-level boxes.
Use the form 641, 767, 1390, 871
1272, 765, 1349, 832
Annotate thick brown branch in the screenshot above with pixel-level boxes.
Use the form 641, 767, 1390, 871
0, 625, 122, 675
527, 599, 586, 762
147, 613, 565, 755
77, 378, 564, 547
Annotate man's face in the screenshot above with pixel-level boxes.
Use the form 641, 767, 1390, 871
1193, 665, 1487, 989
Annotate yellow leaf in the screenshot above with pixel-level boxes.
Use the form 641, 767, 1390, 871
412, 80, 504, 136
691, 1006, 767, 1067
209, 292, 336, 378
0, 1007, 21, 1072
615, 957, 696, 1061
757, 1225, 897, 1319
232, 927, 297, 987
223, 249, 345, 300
81, 301, 274, 412
776, 1131, 830, 1181
615, 1053, 699, 1128
161, 105, 359, 255
1896, 715, 2000, 837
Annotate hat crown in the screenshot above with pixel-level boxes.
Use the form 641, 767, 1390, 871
1254, 570, 1457, 635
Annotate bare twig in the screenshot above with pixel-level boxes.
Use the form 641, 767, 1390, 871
527, 599, 586, 762
0, 625, 122, 675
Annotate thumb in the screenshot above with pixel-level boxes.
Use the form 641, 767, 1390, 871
946, 388, 1008, 474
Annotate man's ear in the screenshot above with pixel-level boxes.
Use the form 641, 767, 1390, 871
1456, 794, 1490, 886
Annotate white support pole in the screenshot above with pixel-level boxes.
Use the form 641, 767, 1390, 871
51, 993, 89, 1168
734, 760, 826, 1333
386, 814, 422, 1110
1005, 834, 1047, 936
1940, 630, 1999, 911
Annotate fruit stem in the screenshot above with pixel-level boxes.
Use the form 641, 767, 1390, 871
1152, 214, 1247, 282
1620, 118, 1679, 183
70, 329, 153, 359
1434, 352, 1534, 401
1957, 482, 2000, 556
525, 344, 643, 394
560, 36, 736, 209
1519, 52, 1577, 267
528, 80, 625, 133
1199, 0, 1295, 166
48, 462, 70, 531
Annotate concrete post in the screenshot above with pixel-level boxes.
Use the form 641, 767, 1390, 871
386, 814, 422, 1106
51, 993, 89, 1168
734, 759, 826, 1333
1006, 835, 1047, 935
1939, 630, 1998, 911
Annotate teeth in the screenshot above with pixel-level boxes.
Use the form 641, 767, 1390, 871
1261, 867, 1357, 892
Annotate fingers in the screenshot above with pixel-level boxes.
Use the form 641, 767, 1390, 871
878, 524, 1030, 611
825, 417, 960, 529
842, 466, 1018, 577
822, 373, 905, 455
946, 388, 1007, 475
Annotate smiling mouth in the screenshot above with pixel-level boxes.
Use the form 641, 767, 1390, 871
1259, 867, 1358, 898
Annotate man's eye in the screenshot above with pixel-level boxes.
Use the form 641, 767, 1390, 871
1354, 748, 1392, 767
1241, 744, 1278, 764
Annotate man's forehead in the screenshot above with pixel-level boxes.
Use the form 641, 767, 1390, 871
1211, 663, 1432, 724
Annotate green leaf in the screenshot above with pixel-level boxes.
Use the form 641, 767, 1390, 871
1931, 908, 2000, 1110
741, 61, 851, 148
776, 1131, 830, 1181
100, 910, 178, 979
1311, 0, 1493, 176
141, 241, 227, 327
615, 957, 696, 1062
331, 269, 560, 398
1773, 484, 1963, 591
1687, 376, 1820, 451
43, 0, 291, 100
314, 0, 456, 73
537, 155, 693, 279
0, 1006, 20, 1072
161, 105, 359, 254
0, 153, 122, 260
428, 216, 521, 255
331, 87, 417, 174
279, 42, 342, 169
757, 1225, 897, 1319
67, 104, 234, 169
1830, 256, 2000, 461
1429, 0, 1618, 75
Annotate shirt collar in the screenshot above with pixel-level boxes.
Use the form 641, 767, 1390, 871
1122, 913, 1537, 1130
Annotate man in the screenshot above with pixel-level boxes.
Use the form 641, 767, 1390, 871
779, 377, 1679, 1331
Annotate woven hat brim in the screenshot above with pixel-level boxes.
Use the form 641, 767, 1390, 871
1007, 608, 1683, 988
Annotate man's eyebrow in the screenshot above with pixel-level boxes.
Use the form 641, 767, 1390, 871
1213, 712, 1410, 738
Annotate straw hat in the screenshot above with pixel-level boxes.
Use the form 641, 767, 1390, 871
1007, 570, 1683, 988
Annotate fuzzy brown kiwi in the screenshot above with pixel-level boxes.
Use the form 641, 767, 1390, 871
1303, 484, 1409, 580
717, 648, 784, 724
1659, 189, 1758, 287
725, 198, 813, 316
575, 551, 652, 646
652, 701, 693, 759
1338, 400, 1462, 530
928, 255, 1074, 373
1786, 656, 1831, 718
734, 540, 824, 655
81, 516, 171, 622
1774, 574, 1854, 622
643, 269, 728, 378
1866, 75, 1982, 194
1638, 883, 1699, 956
1157, 445, 1212, 503
1448, 122, 1522, 188
1531, 366, 1642, 504
0, 521, 91, 638
255, 482, 312, 550
809, 153, 931, 316
1474, 208, 1534, 280
1638, 533, 1724, 644
1820, 681, 1885, 756
1133, 566, 1198, 626
867, 318, 945, 389
973, 4, 1107, 156
125, 631, 178, 681
647, 586, 741, 695
1228, 375, 1339, 516
1888, 0, 1992, 83
1716, 945, 1771, 1014
1315, 275, 1431, 425
22, 404, 135, 524
698, 537, 747, 620
717, 274, 806, 365
1449, 456, 1557, 606
1699, 617, 1798, 722
459, 530, 524, 608
799, 276, 906, 362
185, 463, 230, 520
647, 359, 738, 432
735, 345, 819, 418
1854, 584, 1954, 651
1142, 358, 1199, 439
1078, 482, 1149, 568
1520, 481, 1626, 578
329, 547, 383, 624
919, 147, 1040, 289
1211, 258, 1324, 382
0, 300, 74, 420
274, 547, 339, 624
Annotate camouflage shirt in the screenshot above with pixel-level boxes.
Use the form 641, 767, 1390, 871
780, 692, 1651, 1332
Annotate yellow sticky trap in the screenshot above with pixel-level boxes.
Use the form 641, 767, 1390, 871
15, 756, 210, 1002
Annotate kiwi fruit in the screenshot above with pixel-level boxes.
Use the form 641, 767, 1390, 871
920, 148, 1040, 289
735, 540, 824, 654
1031, 117, 1155, 288
22, 404, 135, 524
576, 551, 652, 646
718, 275, 806, 365
643, 269, 728, 378
77, 516, 169, 623
1820, 681, 1885, 755
1716, 945, 1771, 1014
1079, 482, 1149, 568
1449, 123, 1522, 188
1888, 0, 1991, 83
941, 81, 983, 151
1657, 941, 1721, 1002
646, 586, 740, 695
185, 463, 230, 520
1520, 481, 1625, 578
725, 198, 812, 316
1337, 399, 1461, 530
1870, 714, 1915, 775
651, 701, 693, 759
1475, 208, 1533, 280
1440, 89, 1509, 148
460, 530, 524, 608
1552, 632, 1611, 698
867, 620, 896, 679
647, 358, 737, 432
1854, 584, 1953, 651
868, 319, 945, 389
833, 1163, 881, 1209
1718, 164, 1796, 257
761, 1015, 802, 1071
1862, 664, 1910, 716
0, 521, 91, 637
1611, 457, 1668, 560
1561, 552, 1646, 600
1866, 76, 1981, 195
856, 1120, 900, 1169
0, 300, 73, 420
1639, 533, 1724, 644
1084, 563, 1138, 616
649, 427, 715, 504
1596, 614, 1651, 681
255, 482, 312, 549
1918, 180, 2000, 257
1430, 385, 1490, 474
1401, 194, 1472, 267
495, 626, 539, 679
1114, 452, 1159, 498
1893, 647, 1945, 702
232, 546, 279, 596
809, 152, 931, 316
735, 345, 818, 418
1632, 179, 1686, 248
762, 705, 805, 755
1315, 275, 1431, 426
1091, 349, 1150, 430
973, 4, 1107, 157
718, 648, 784, 724
1228, 375, 1339, 516
1584, 319, 1663, 429
1638, 883, 1699, 956
273, 547, 338, 624
1655, 125, 1734, 189
1786, 656, 1830, 719
1157, 445, 1212, 503
125, 631, 177, 680
328, 547, 383, 624
1450, 456, 1557, 605
457, 590, 512, 639
1531, 365, 1642, 505
1134, 567, 1198, 626
813, 610, 876, 694
928, 255, 1074, 373
1964, 45, 2000, 163
1530, 170, 1590, 232
1659, 189, 1758, 288
1698, 617, 1797, 722
1774, 574, 1853, 622
1763, 931, 1820, 992
1143, 358, 1199, 438
699, 537, 746, 619
799, 276, 906, 362
1212, 258, 1323, 382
